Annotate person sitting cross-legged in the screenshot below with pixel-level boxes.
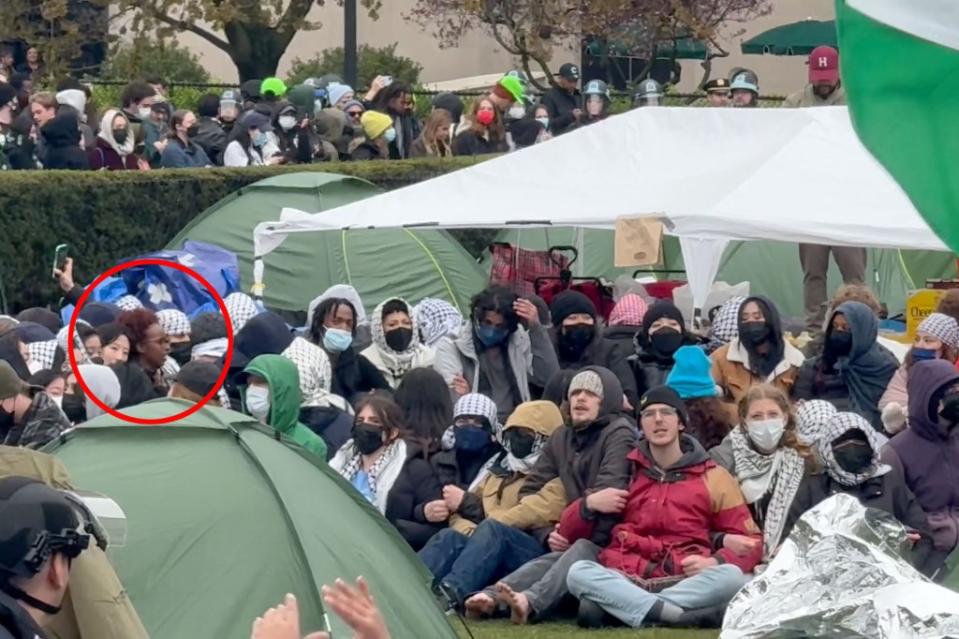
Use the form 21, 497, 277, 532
563, 385, 762, 629
418, 400, 566, 610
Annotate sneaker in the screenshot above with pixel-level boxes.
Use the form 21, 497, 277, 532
577, 599, 607, 629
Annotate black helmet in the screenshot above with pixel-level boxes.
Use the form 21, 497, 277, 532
0, 477, 90, 582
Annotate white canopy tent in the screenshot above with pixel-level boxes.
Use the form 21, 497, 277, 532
253, 106, 946, 311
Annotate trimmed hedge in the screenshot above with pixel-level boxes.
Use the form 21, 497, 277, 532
0, 158, 490, 313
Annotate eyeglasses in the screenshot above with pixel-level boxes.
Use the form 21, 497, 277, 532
347, 111, 363, 119
640, 406, 678, 419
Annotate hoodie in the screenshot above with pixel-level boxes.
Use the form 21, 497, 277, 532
40, 113, 89, 170
241, 354, 327, 459
882, 360, 959, 553
520, 366, 637, 546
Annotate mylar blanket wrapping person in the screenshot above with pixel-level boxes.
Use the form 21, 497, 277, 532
721, 494, 959, 639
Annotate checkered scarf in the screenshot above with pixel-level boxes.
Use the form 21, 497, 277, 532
28, 340, 58, 371
338, 438, 405, 510
441, 393, 501, 450
281, 337, 333, 407
819, 412, 891, 488
608, 294, 648, 327
917, 313, 959, 350
706, 296, 746, 354
156, 309, 191, 337
161, 356, 180, 386
414, 298, 463, 348
55, 326, 90, 369
795, 400, 837, 450
224, 292, 261, 334
116, 295, 144, 311
370, 297, 431, 379
729, 427, 805, 559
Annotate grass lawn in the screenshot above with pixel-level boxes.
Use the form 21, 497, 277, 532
456, 620, 719, 638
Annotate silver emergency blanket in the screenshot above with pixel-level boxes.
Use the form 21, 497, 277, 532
721, 493, 959, 638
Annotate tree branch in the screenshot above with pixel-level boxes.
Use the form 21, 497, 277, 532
140, 4, 231, 52
276, 0, 316, 39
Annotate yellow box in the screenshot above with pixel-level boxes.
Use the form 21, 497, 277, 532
906, 289, 946, 340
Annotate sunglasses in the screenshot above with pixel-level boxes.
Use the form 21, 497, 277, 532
346, 110, 363, 118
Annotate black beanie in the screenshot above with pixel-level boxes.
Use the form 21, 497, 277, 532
79, 302, 121, 329
639, 385, 689, 425
176, 360, 222, 397
642, 301, 685, 336
550, 291, 597, 326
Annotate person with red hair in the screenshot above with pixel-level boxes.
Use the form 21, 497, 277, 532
113, 309, 171, 408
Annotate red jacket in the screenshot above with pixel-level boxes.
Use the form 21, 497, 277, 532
559, 436, 762, 579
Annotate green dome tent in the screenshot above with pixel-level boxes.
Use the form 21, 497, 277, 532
484, 228, 955, 318
167, 172, 487, 317
43, 399, 457, 639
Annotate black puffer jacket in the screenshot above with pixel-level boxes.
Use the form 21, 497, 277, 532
40, 113, 89, 170
630, 347, 675, 400
553, 325, 639, 408
387, 441, 445, 550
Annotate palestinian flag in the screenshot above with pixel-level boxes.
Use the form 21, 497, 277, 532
837, 0, 959, 252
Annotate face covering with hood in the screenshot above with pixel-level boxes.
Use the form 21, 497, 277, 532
232, 312, 295, 370
825, 302, 899, 427
501, 400, 564, 473
819, 412, 890, 487
368, 297, 428, 382
549, 290, 598, 363
77, 364, 121, 420
240, 354, 327, 459
637, 301, 686, 360
737, 296, 786, 378
567, 366, 625, 430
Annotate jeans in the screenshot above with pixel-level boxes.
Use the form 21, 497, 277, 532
566, 560, 749, 628
482, 538, 601, 618
419, 520, 546, 600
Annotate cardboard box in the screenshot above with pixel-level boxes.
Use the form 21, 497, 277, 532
906, 289, 946, 340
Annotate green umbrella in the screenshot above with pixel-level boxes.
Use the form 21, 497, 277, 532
655, 36, 708, 61
44, 399, 458, 639
741, 19, 837, 55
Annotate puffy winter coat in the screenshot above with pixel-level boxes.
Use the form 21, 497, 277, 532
560, 435, 762, 579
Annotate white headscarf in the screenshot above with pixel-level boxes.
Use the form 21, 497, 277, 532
308, 285, 368, 329
97, 109, 135, 157
78, 364, 121, 420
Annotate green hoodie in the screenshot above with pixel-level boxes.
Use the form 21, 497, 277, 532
241, 354, 327, 459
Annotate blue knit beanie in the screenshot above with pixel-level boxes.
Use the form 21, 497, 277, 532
666, 345, 718, 399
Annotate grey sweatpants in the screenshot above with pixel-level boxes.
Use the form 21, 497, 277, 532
482, 538, 600, 618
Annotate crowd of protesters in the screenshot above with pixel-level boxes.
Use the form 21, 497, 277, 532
0, 44, 909, 639
0, 43, 846, 172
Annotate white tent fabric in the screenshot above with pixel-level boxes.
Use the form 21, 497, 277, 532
253, 106, 946, 309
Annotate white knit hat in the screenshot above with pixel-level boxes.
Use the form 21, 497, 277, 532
568, 370, 604, 400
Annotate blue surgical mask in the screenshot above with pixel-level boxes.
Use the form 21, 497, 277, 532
253, 131, 268, 147
912, 347, 938, 361
323, 328, 353, 353
384, 128, 397, 143
536, 117, 549, 130
454, 425, 491, 453
475, 323, 508, 347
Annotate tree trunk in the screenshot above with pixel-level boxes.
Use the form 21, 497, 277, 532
226, 22, 288, 81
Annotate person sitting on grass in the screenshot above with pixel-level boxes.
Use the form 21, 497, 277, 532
417, 400, 566, 610
563, 385, 761, 629
463, 367, 636, 623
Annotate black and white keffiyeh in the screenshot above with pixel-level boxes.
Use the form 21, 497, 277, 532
28, 340, 58, 371
441, 393, 501, 450
332, 438, 407, 514
156, 309, 191, 337
706, 296, 746, 354
281, 336, 333, 407
795, 400, 837, 450
224, 292, 261, 334
115, 295, 144, 311
819, 412, 891, 488
414, 298, 463, 348
368, 297, 432, 382
729, 427, 805, 559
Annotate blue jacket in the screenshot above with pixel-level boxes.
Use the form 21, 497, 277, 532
160, 138, 211, 168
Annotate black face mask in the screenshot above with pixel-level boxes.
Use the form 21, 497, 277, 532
113, 129, 128, 145
352, 422, 385, 455
649, 328, 683, 356
0, 402, 13, 438
833, 441, 874, 474
939, 396, 959, 429
504, 428, 536, 459
384, 327, 414, 352
561, 324, 594, 354
186, 124, 200, 138
739, 321, 770, 347
828, 331, 853, 357
170, 342, 192, 367
61, 393, 87, 424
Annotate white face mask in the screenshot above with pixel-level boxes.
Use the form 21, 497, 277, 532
245, 385, 271, 423
746, 418, 785, 454
51, 394, 63, 409
508, 105, 526, 119
138, 106, 152, 119
535, 117, 549, 130
278, 115, 297, 131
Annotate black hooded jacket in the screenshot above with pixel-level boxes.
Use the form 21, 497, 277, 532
630, 301, 690, 399
736, 296, 786, 379
40, 113, 89, 170
520, 366, 638, 546
552, 324, 638, 408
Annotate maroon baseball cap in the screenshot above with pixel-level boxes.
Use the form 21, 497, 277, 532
808, 45, 839, 84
